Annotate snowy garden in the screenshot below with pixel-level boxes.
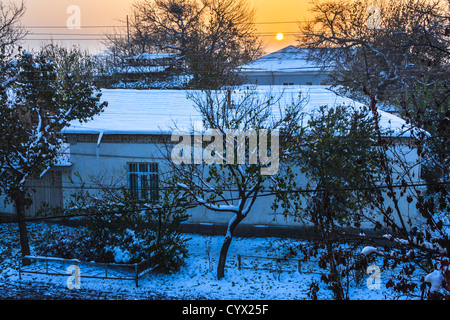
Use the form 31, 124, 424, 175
0, 0, 449, 303
0, 221, 445, 300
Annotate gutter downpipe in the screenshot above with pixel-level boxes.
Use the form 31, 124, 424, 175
96, 131, 104, 174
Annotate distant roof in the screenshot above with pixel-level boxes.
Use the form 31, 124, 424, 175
113, 65, 170, 74
238, 46, 332, 73
125, 53, 175, 61
62, 86, 413, 138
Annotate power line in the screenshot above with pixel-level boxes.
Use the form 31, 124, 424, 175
17, 180, 450, 192
22, 35, 300, 41
21, 21, 305, 29
18, 17, 450, 29
23, 25, 125, 29
25, 31, 302, 36
2, 180, 449, 224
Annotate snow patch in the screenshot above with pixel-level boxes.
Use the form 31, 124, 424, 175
109, 246, 132, 264
425, 270, 444, 293
361, 246, 377, 255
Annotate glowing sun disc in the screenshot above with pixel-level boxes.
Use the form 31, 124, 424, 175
276, 33, 284, 41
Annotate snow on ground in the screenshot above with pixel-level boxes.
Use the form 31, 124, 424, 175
0, 222, 419, 300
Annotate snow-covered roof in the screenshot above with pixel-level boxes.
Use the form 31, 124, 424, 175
113, 65, 170, 74
64, 89, 200, 135
125, 53, 175, 61
62, 86, 413, 137
238, 46, 332, 74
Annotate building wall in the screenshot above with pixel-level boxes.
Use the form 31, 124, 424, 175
0, 195, 15, 216
62, 134, 422, 232
64, 134, 305, 228
0, 169, 67, 218
241, 72, 329, 86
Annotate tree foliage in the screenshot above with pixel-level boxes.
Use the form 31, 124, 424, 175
38, 42, 102, 82
294, 105, 383, 232
38, 176, 189, 273
298, 0, 450, 299
0, 51, 107, 260
273, 104, 385, 299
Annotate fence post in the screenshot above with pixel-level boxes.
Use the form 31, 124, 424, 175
237, 255, 241, 271
135, 264, 139, 288
276, 259, 281, 281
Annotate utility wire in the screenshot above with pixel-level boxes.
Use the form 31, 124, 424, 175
1, 180, 449, 224
14, 180, 450, 193
21, 21, 308, 29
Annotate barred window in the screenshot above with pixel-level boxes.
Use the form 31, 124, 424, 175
128, 163, 159, 202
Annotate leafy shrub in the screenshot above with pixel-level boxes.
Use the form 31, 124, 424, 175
36, 178, 189, 273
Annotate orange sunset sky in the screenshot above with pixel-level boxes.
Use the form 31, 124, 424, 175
17, 0, 312, 54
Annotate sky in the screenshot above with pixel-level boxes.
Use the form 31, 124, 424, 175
17, 0, 312, 54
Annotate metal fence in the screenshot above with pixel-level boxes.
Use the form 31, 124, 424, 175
236, 253, 374, 286
236, 254, 328, 280
18, 255, 155, 288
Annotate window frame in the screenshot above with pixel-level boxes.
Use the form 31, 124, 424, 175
127, 162, 159, 202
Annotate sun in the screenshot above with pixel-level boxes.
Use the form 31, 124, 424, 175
276, 33, 284, 41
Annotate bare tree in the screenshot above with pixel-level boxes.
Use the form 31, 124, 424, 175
38, 41, 100, 81
188, 0, 263, 87
163, 87, 304, 279
298, 0, 449, 107
103, 14, 162, 59
133, 0, 207, 58
0, 0, 27, 53
108, 0, 263, 88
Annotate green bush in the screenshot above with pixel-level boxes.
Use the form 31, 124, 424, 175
36, 181, 189, 273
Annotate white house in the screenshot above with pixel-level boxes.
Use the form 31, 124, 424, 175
237, 46, 332, 86
47, 86, 420, 237
0, 84, 421, 236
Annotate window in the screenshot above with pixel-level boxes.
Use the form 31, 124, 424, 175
128, 163, 159, 202
283, 82, 294, 86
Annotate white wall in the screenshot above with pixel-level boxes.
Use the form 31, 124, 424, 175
241, 72, 329, 86
63, 134, 422, 232
64, 136, 308, 227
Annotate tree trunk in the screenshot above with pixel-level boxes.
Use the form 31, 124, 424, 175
217, 214, 244, 280
327, 241, 345, 300
217, 235, 232, 280
15, 196, 31, 266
